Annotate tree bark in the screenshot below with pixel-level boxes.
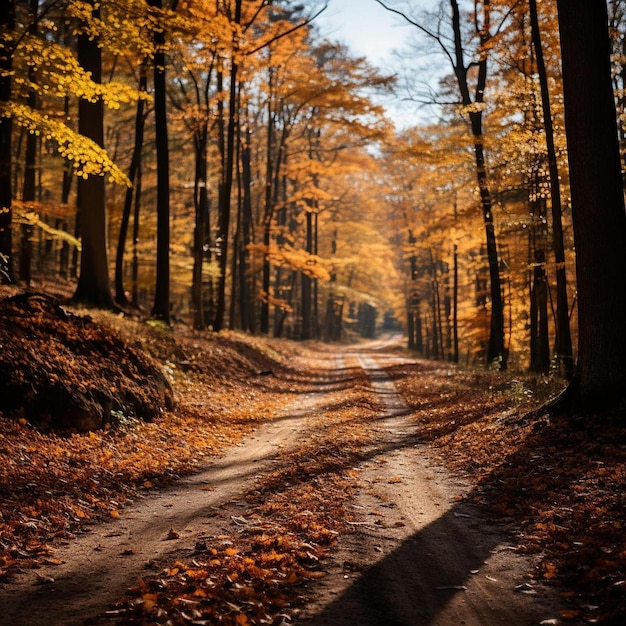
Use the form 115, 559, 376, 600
72, 0, 115, 309
0, 0, 15, 284
529, 0, 574, 379
191, 123, 209, 329
239, 115, 254, 332
18, 0, 40, 286
149, 0, 171, 323
450, 0, 506, 369
555, 0, 626, 408
214, 0, 242, 332
115, 64, 147, 307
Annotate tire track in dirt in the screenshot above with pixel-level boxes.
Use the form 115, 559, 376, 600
1, 344, 564, 626
0, 390, 325, 626
302, 350, 563, 625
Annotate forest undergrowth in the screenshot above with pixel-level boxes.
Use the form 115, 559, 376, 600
0, 287, 625, 624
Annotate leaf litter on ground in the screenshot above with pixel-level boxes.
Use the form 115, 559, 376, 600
1, 288, 625, 624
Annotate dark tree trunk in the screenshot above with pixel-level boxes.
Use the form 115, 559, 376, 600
449, 0, 506, 368
19, 0, 40, 285
191, 123, 209, 329
149, 0, 171, 323
19, 100, 37, 284
530, 249, 550, 374
260, 68, 275, 335
239, 117, 254, 332
469, 109, 506, 369
72, 0, 115, 309
301, 210, 313, 340
407, 297, 415, 350
555, 0, 626, 408
214, 0, 242, 332
0, 0, 15, 284
429, 250, 440, 359
452, 243, 459, 362
131, 157, 142, 308
529, 0, 574, 379
115, 64, 147, 307
61, 98, 73, 205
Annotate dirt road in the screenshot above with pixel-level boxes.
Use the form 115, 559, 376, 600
0, 342, 563, 625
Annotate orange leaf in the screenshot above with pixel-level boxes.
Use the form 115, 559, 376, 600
142, 593, 158, 611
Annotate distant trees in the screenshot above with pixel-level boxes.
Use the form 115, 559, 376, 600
373, 0, 580, 376
376, 0, 508, 369
2, 0, 626, 398
1, 0, 395, 337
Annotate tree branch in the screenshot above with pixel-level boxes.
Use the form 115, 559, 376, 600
246, 5, 328, 56
374, 0, 455, 69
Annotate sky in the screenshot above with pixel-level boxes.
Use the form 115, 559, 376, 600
313, 0, 438, 127
314, 0, 412, 66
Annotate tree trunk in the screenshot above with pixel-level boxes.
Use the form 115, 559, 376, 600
260, 68, 275, 335
72, 0, 115, 309
19, 0, 40, 285
191, 122, 209, 329
115, 64, 147, 307
530, 249, 550, 374
131, 157, 142, 308
19, 102, 37, 284
555, 0, 626, 408
214, 0, 242, 331
529, 0, 574, 379
149, 0, 171, 323
0, 0, 15, 284
452, 243, 459, 362
239, 116, 254, 332
450, 0, 507, 369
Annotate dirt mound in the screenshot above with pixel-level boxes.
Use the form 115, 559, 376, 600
0, 292, 174, 432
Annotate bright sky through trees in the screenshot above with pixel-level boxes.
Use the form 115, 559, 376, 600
315, 0, 438, 127
316, 0, 410, 64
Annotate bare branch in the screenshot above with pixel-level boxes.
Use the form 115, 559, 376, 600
246, 4, 328, 56
374, 0, 455, 69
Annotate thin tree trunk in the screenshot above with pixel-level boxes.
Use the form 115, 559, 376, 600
131, 156, 142, 308
19, 0, 40, 285
448, 0, 507, 368
301, 210, 313, 340
191, 123, 209, 329
260, 68, 275, 335
529, 0, 574, 379
20, 101, 36, 285
149, 0, 171, 323
61, 98, 73, 204
239, 116, 254, 332
115, 64, 147, 307
229, 124, 243, 331
0, 0, 15, 284
452, 243, 459, 363
214, 0, 242, 331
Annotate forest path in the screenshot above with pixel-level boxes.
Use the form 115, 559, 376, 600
0, 341, 562, 625
0, 386, 324, 625
301, 349, 561, 625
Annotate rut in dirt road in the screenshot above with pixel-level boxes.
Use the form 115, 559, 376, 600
302, 350, 562, 626
0, 388, 326, 625
0, 344, 562, 625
